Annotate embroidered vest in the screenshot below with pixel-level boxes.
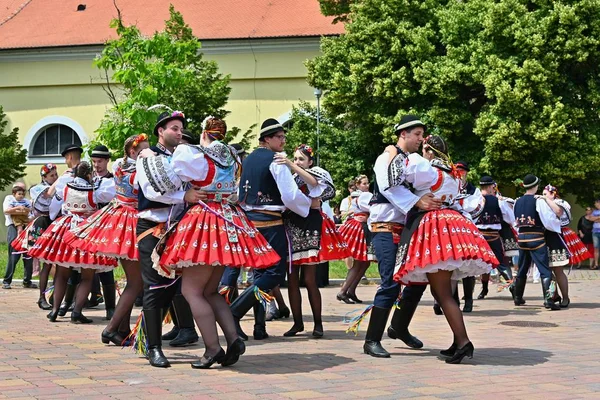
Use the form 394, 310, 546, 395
64, 181, 97, 217
115, 162, 139, 206
514, 195, 544, 230
239, 148, 283, 206
370, 145, 411, 205
479, 195, 503, 226
138, 145, 172, 211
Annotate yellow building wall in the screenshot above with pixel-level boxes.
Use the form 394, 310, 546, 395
0, 41, 322, 239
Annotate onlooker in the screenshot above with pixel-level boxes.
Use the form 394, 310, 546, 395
3, 182, 36, 289
590, 199, 600, 269
578, 206, 595, 269
333, 205, 342, 224
8, 185, 31, 235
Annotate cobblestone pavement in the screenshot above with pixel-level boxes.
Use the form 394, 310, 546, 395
0, 271, 599, 399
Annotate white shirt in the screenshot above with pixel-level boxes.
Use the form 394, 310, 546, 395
3, 195, 15, 226
475, 196, 515, 230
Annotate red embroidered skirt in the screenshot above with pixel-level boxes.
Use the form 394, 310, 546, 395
11, 216, 51, 254
394, 209, 498, 284
562, 227, 591, 264
64, 202, 139, 261
338, 217, 376, 262
318, 212, 351, 262
29, 215, 117, 270
156, 202, 281, 275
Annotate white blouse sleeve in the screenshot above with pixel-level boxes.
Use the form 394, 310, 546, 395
461, 188, 484, 214
536, 198, 561, 233
375, 153, 419, 215
171, 145, 209, 183
404, 153, 438, 192
270, 162, 311, 217
136, 156, 185, 204
500, 198, 516, 224
94, 178, 116, 204
357, 192, 373, 212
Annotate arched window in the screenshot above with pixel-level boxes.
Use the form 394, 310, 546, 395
30, 124, 82, 157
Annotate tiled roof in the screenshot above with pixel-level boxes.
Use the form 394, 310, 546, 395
0, 0, 345, 50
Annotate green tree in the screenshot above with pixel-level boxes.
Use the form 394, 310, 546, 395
0, 106, 27, 191
308, 0, 600, 203
94, 5, 253, 154
285, 101, 378, 202
318, 0, 354, 23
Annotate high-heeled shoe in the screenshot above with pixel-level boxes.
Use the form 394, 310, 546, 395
279, 306, 291, 319
38, 298, 52, 310
347, 293, 363, 304
191, 348, 225, 369
440, 343, 456, 357
47, 310, 59, 322
221, 338, 246, 367
283, 324, 305, 337
336, 292, 355, 304
560, 297, 570, 308
101, 329, 125, 346
433, 304, 443, 315
445, 342, 474, 364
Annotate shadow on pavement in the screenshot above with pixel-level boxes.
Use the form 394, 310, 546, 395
220, 352, 356, 373
388, 347, 552, 366
464, 308, 542, 317
567, 302, 600, 309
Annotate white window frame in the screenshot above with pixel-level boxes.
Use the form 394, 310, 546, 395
24, 116, 89, 165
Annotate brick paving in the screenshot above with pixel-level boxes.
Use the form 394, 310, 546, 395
0, 271, 599, 399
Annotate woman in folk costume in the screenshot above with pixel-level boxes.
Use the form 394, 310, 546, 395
393, 135, 497, 364
337, 175, 375, 304
11, 163, 59, 310
29, 161, 117, 323
542, 184, 589, 308
275, 144, 350, 337
153, 117, 280, 369
65, 134, 149, 344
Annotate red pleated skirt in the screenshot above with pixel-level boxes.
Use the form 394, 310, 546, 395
318, 212, 351, 262
394, 209, 498, 284
562, 227, 591, 264
11, 220, 36, 253
29, 215, 117, 270
64, 202, 139, 261
157, 202, 281, 273
338, 217, 376, 262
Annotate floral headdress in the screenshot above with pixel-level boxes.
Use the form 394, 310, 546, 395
296, 144, 314, 158
131, 133, 148, 149
40, 163, 57, 177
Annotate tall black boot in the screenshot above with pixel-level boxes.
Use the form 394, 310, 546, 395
499, 269, 516, 300
477, 278, 488, 299
58, 283, 76, 317
144, 309, 170, 368
169, 295, 199, 347
103, 283, 116, 320
230, 285, 259, 341
364, 306, 392, 357
542, 278, 560, 310
253, 303, 269, 340
513, 277, 526, 306
462, 277, 475, 312
162, 304, 180, 340
87, 275, 103, 308
387, 299, 424, 348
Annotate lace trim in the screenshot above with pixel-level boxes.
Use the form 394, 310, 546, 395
184, 142, 238, 168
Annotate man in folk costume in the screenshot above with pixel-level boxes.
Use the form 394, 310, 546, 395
475, 176, 516, 300
362, 115, 442, 358
135, 111, 202, 367
87, 145, 118, 319
231, 118, 311, 341
512, 174, 561, 310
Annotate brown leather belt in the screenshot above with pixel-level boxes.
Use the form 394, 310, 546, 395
371, 222, 403, 234
253, 219, 283, 228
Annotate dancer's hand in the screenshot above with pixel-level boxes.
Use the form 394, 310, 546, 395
416, 193, 442, 211
184, 188, 207, 203
273, 152, 292, 167
138, 148, 157, 158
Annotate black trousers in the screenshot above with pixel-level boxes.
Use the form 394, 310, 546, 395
137, 219, 180, 310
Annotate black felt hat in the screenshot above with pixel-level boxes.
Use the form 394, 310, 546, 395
522, 174, 540, 189
479, 175, 495, 186
153, 111, 187, 136
394, 115, 426, 133
61, 144, 84, 157
230, 143, 246, 156
259, 118, 285, 139
181, 129, 198, 145
455, 161, 470, 172
91, 144, 111, 159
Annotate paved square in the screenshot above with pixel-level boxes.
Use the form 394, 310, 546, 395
0, 271, 598, 399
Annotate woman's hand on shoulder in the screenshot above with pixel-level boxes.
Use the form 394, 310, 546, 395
273, 152, 292, 167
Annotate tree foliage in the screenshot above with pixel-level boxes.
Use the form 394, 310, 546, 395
0, 106, 27, 191
284, 101, 379, 203
318, 0, 354, 23
308, 0, 600, 203
94, 5, 254, 154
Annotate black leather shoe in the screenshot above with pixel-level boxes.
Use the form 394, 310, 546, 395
312, 323, 324, 338
560, 297, 570, 308
477, 288, 488, 300
445, 342, 474, 364
169, 327, 199, 347
253, 327, 269, 340
279, 306, 290, 319
283, 324, 304, 337
71, 311, 93, 324
462, 299, 473, 313
363, 340, 390, 358
105, 308, 115, 320
38, 298, 52, 310
234, 318, 248, 341
47, 310, 59, 322
221, 338, 246, 367
58, 303, 70, 317
191, 348, 225, 369
336, 292, 355, 304
101, 329, 125, 346
440, 343, 457, 357
347, 293, 363, 304
387, 327, 423, 349
162, 326, 180, 341
147, 347, 170, 368
433, 304, 443, 315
